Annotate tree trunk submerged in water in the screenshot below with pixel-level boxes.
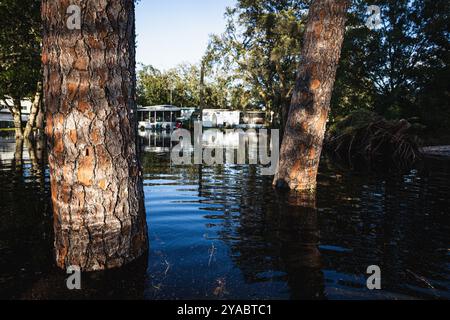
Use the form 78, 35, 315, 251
42, 0, 148, 271
14, 136, 24, 172
274, 0, 349, 192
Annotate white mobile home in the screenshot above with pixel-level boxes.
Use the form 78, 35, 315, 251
0, 99, 32, 128
202, 109, 241, 128
137, 105, 181, 131
180, 108, 197, 120
239, 111, 266, 129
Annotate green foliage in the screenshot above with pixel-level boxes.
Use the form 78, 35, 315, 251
332, 0, 450, 133
0, 0, 41, 100
137, 62, 252, 109
137, 63, 199, 107
205, 0, 308, 119
328, 109, 383, 136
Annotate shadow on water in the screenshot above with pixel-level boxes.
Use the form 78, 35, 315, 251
226, 190, 325, 300
0, 130, 449, 299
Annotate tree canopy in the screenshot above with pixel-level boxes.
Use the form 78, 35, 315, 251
333, 0, 450, 133
0, 0, 41, 102
205, 0, 308, 122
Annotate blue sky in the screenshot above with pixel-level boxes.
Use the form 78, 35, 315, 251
136, 0, 236, 71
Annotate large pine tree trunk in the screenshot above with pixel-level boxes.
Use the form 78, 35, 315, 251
273, 0, 349, 191
42, 0, 148, 271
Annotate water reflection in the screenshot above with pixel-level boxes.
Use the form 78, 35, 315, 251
228, 191, 325, 300
0, 130, 449, 300
140, 130, 449, 300
138, 130, 174, 154
138, 128, 258, 152
0, 132, 52, 299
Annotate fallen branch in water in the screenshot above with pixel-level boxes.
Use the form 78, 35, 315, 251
325, 110, 421, 169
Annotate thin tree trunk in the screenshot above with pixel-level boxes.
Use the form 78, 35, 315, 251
34, 133, 47, 188
35, 95, 45, 137
10, 98, 24, 140
274, 0, 349, 191
25, 138, 40, 176
14, 137, 24, 172
24, 81, 43, 140
199, 61, 206, 121
42, 0, 148, 271
280, 102, 290, 139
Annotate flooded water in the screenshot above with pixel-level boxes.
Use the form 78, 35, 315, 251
0, 131, 449, 300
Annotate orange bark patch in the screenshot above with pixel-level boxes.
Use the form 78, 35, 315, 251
86, 111, 96, 120
61, 183, 71, 203
53, 132, 64, 155
88, 35, 103, 49
78, 82, 89, 100
309, 149, 318, 164
78, 101, 90, 113
67, 82, 78, 100
319, 9, 326, 21
74, 57, 88, 71
320, 109, 329, 124
77, 148, 95, 187
289, 160, 302, 180
57, 113, 64, 125
98, 68, 108, 88
69, 130, 77, 144
41, 53, 49, 65
45, 114, 53, 136
51, 178, 58, 204
310, 79, 321, 91
313, 22, 323, 37
98, 179, 107, 191
49, 72, 60, 87
300, 121, 309, 133
57, 244, 68, 269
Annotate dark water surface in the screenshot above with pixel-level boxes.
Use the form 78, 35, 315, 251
0, 132, 449, 300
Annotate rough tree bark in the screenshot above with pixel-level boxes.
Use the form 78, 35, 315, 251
24, 81, 43, 140
273, 0, 349, 191
42, 0, 148, 271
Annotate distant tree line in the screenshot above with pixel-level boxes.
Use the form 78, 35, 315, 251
136, 63, 251, 110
